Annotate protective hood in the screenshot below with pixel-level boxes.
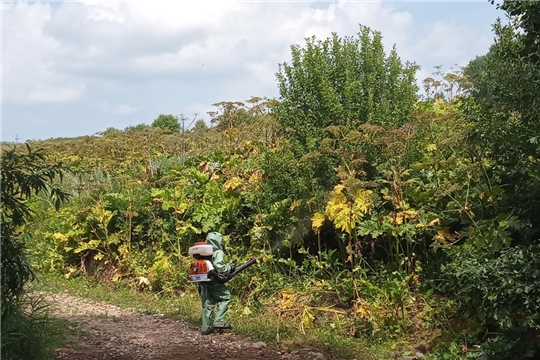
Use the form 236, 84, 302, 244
206, 232, 223, 251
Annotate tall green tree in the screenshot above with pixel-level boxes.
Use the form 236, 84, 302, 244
193, 119, 208, 130
124, 123, 150, 132
493, 0, 540, 62
275, 25, 418, 148
463, 55, 487, 97
1, 144, 69, 316
152, 114, 180, 133
274, 25, 418, 192
466, 6, 540, 241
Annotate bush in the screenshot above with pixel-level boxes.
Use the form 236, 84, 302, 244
1, 294, 60, 360
437, 244, 540, 359
151, 114, 180, 133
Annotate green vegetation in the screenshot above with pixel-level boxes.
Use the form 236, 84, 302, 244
151, 114, 181, 133
1, 145, 70, 360
0, 292, 69, 360
2, 3, 540, 359
194, 119, 208, 130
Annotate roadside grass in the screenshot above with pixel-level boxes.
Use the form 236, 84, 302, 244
34, 272, 394, 359
1, 291, 70, 360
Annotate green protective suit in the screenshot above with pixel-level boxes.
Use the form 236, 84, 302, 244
199, 232, 232, 332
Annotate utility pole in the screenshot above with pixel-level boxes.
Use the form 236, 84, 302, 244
179, 113, 198, 134
178, 113, 199, 162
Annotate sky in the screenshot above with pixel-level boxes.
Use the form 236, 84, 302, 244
1, 0, 504, 142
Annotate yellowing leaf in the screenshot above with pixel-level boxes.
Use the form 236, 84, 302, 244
326, 203, 355, 234
353, 189, 373, 214
300, 307, 314, 333
279, 289, 296, 310
290, 199, 302, 211
326, 192, 354, 234
389, 213, 404, 225
248, 168, 262, 184
311, 212, 326, 232
222, 177, 243, 191
354, 301, 371, 319
402, 209, 418, 219
434, 228, 456, 244
242, 306, 252, 316
64, 267, 77, 279
335, 184, 346, 193
426, 143, 437, 152
325, 185, 373, 235
52, 232, 68, 244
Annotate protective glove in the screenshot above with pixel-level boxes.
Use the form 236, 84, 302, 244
229, 261, 237, 274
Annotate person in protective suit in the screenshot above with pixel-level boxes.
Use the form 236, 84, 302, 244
199, 231, 235, 335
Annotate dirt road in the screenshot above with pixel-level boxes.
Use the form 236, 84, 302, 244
45, 292, 331, 360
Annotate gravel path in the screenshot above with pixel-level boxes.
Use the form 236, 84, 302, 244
44, 291, 332, 360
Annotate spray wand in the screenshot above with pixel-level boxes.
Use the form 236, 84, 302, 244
209, 256, 257, 284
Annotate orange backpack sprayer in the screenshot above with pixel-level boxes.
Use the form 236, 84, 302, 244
188, 242, 257, 284
188, 242, 215, 282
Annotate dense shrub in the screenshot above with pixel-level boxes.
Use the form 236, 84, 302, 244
437, 245, 540, 359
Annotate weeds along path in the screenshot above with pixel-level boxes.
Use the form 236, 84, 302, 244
43, 291, 331, 360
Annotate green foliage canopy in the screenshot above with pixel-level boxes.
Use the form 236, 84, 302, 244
493, 0, 540, 62
152, 114, 180, 133
1, 144, 69, 316
275, 25, 418, 149
194, 119, 208, 130
465, 5, 540, 241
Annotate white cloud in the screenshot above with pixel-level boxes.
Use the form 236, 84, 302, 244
2, 2, 85, 104
26, 85, 85, 104
114, 105, 138, 114
2, 0, 500, 140
408, 21, 474, 64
